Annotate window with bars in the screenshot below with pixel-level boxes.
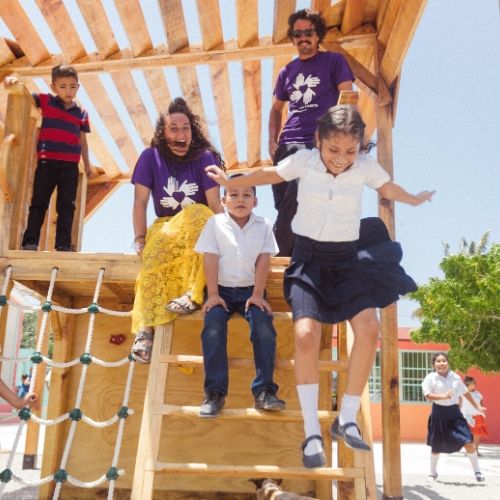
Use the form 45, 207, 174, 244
369, 350, 438, 403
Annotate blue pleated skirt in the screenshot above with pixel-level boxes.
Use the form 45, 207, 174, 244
427, 404, 473, 453
283, 219, 417, 324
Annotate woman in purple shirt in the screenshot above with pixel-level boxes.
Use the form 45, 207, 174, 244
130, 98, 224, 363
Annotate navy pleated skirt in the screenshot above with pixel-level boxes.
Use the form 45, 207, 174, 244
283, 218, 417, 324
427, 404, 473, 453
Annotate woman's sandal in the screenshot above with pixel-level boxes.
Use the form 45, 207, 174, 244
301, 435, 326, 468
130, 331, 154, 364
165, 293, 200, 315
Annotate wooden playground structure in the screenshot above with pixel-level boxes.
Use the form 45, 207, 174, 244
0, 1, 427, 498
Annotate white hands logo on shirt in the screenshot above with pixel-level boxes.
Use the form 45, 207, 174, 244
290, 73, 320, 105
160, 177, 199, 209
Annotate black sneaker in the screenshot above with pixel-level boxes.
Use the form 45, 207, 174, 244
21, 244, 38, 251
56, 245, 75, 252
254, 389, 286, 411
199, 391, 225, 418
475, 472, 485, 482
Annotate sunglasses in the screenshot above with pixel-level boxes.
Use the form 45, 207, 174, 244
291, 28, 316, 38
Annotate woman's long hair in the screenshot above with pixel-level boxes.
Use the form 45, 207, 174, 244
151, 97, 225, 170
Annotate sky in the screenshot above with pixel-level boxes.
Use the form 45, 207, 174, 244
2, 1, 499, 326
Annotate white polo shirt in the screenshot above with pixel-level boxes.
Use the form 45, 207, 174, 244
421, 370, 467, 406
194, 211, 278, 287
276, 149, 390, 242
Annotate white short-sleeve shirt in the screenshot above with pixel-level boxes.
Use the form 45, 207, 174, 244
195, 211, 278, 287
276, 149, 390, 241
421, 370, 467, 406
461, 390, 483, 417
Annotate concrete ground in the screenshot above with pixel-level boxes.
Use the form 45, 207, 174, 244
1, 419, 499, 499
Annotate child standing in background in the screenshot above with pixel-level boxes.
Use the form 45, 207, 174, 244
4, 64, 92, 251
461, 376, 489, 456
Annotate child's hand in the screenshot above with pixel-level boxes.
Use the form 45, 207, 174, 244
3, 76, 18, 88
245, 295, 272, 314
85, 166, 96, 178
202, 294, 228, 314
20, 392, 38, 410
205, 166, 229, 186
414, 190, 435, 205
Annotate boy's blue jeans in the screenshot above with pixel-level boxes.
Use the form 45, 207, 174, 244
201, 285, 279, 397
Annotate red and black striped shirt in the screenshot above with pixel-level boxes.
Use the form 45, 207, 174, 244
35, 93, 90, 163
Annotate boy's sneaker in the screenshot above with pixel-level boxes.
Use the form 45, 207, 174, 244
21, 244, 38, 251
475, 472, 485, 482
56, 245, 75, 252
254, 389, 286, 411
199, 391, 225, 418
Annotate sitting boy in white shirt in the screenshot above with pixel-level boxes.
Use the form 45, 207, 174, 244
194, 176, 285, 417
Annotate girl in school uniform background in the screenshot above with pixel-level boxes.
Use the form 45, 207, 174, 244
206, 104, 434, 468
422, 352, 486, 482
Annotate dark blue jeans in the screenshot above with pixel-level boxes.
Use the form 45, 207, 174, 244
201, 285, 279, 397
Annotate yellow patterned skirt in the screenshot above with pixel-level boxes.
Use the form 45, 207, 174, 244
131, 203, 213, 333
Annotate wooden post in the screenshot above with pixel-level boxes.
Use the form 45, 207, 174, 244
23, 311, 49, 469
39, 310, 75, 499
376, 83, 403, 499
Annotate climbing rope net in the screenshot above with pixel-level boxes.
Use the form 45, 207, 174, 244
0, 265, 136, 499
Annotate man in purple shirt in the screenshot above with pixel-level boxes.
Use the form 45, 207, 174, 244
269, 9, 354, 256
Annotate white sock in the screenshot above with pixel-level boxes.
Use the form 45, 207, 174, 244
467, 452, 480, 474
430, 453, 439, 475
297, 384, 323, 456
338, 393, 361, 439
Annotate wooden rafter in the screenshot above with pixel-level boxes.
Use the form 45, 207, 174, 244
159, 0, 189, 54
236, 0, 259, 48
342, 0, 368, 35
197, 0, 224, 51
114, 0, 153, 57
143, 68, 172, 116
272, 0, 296, 44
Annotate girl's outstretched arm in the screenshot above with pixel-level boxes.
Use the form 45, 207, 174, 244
205, 165, 284, 188
378, 181, 435, 206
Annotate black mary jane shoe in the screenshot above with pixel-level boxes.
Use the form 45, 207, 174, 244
301, 434, 326, 468
331, 418, 371, 451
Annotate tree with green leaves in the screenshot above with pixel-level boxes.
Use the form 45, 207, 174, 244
410, 234, 500, 372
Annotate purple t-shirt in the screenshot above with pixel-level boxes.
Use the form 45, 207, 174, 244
274, 51, 354, 145
131, 147, 219, 217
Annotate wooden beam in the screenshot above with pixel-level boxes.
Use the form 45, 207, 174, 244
236, 0, 258, 48
34, 0, 86, 63
377, 0, 402, 49
4, 35, 376, 77
103, 282, 134, 303
177, 66, 206, 125
242, 60, 261, 168
84, 181, 122, 220
114, 0, 153, 57
158, 0, 189, 53
76, 0, 119, 59
342, 0, 368, 35
272, 0, 296, 44
143, 68, 172, 116
111, 70, 154, 146
196, 0, 224, 50
0, 38, 15, 67
0, 1, 50, 66
78, 73, 138, 172
379, 0, 427, 87
312, 0, 331, 17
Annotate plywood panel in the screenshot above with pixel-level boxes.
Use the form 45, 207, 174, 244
34, 0, 86, 62
0, 1, 50, 65
76, 0, 119, 59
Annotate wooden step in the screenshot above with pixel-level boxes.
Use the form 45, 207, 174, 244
149, 462, 363, 481
152, 404, 337, 422
160, 354, 348, 372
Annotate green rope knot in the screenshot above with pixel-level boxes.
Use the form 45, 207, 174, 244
31, 352, 43, 364
87, 303, 99, 314
0, 295, 7, 306
117, 406, 129, 419
18, 407, 31, 421
80, 353, 92, 365
54, 469, 68, 483
106, 466, 119, 481
0, 468, 12, 483
69, 408, 82, 421
41, 301, 52, 312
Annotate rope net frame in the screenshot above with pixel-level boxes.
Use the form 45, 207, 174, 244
0, 265, 136, 499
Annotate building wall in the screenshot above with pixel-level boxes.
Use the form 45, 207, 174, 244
369, 337, 500, 444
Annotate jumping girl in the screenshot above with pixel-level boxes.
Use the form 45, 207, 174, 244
206, 105, 434, 468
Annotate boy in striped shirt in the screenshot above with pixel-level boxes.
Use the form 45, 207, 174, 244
5, 64, 91, 251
